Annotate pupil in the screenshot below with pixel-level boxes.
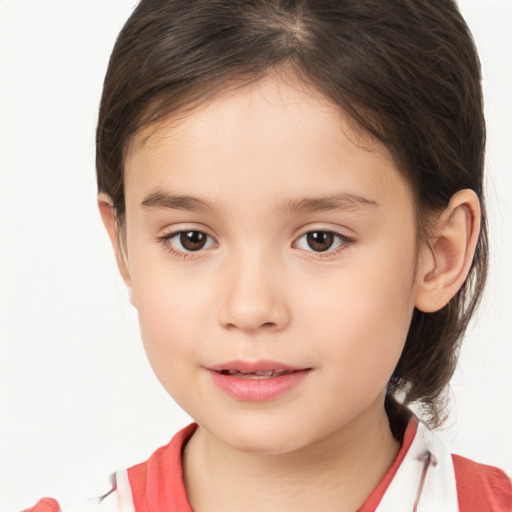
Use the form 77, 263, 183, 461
180, 231, 207, 251
307, 231, 334, 252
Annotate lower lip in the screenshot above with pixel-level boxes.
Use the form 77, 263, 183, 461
208, 369, 310, 401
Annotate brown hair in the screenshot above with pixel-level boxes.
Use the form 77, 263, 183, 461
96, 0, 488, 427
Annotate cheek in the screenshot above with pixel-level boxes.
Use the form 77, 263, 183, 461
130, 263, 213, 386
298, 240, 417, 386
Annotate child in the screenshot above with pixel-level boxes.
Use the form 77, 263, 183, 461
24, 0, 511, 510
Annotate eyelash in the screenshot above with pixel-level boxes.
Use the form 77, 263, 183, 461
157, 230, 217, 260
293, 231, 354, 259
157, 229, 354, 260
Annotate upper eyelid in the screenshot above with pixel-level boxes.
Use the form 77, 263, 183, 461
294, 225, 354, 241
159, 227, 349, 238
159, 224, 217, 239
158, 226, 352, 238
161, 229, 218, 246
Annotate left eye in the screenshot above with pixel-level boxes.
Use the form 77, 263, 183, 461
295, 231, 347, 253
166, 230, 216, 252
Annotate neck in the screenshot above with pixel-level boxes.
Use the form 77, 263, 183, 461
183, 395, 401, 512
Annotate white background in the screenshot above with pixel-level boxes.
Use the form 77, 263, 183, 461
0, 1, 511, 510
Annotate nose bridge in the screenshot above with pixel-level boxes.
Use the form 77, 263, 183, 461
218, 243, 290, 332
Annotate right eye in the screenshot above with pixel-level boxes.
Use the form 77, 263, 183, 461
294, 230, 350, 253
161, 230, 216, 254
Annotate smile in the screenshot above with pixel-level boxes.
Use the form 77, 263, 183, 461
218, 369, 297, 379
207, 361, 311, 401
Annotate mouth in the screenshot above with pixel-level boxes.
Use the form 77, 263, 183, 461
208, 360, 310, 377
216, 369, 299, 379
207, 361, 311, 401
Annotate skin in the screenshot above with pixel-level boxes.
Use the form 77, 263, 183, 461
99, 70, 481, 511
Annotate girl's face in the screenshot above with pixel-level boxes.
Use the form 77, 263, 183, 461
122, 72, 422, 454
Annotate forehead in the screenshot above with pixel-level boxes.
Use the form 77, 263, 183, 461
124, 71, 410, 212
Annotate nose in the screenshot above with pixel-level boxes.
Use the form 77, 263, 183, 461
217, 251, 291, 333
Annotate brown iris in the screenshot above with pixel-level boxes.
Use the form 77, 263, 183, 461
306, 231, 335, 252
180, 231, 208, 251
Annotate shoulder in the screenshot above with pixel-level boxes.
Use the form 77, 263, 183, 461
21, 470, 134, 512
379, 416, 512, 512
21, 498, 61, 512
452, 453, 512, 512
127, 423, 197, 511
22, 424, 198, 512
417, 420, 512, 511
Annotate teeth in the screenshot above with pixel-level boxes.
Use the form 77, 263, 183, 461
221, 369, 295, 378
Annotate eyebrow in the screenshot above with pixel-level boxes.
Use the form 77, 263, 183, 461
140, 191, 378, 213
140, 191, 218, 213
282, 193, 379, 213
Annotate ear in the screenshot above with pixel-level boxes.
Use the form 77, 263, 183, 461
414, 189, 481, 313
97, 193, 135, 306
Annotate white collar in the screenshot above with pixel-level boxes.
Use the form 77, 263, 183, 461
376, 420, 458, 512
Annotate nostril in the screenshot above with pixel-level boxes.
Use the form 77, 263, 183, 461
224, 320, 276, 331
218, 289, 291, 332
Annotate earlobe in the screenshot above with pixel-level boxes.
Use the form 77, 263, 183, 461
414, 189, 481, 313
97, 193, 135, 305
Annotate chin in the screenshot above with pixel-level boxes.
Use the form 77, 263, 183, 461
224, 433, 306, 455
202, 414, 321, 455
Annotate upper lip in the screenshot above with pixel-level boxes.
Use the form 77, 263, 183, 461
208, 360, 307, 373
